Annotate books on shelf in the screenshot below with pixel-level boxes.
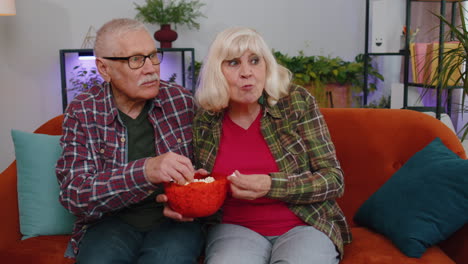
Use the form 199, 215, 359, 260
409, 41, 461, 86
425, 41, 462, 86
409, 42, 429, 84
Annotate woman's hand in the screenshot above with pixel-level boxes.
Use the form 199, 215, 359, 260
228, 170, 271, 200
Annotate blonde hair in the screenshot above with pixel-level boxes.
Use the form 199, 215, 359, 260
94, 18, 149, 57
195, 27, 291, 111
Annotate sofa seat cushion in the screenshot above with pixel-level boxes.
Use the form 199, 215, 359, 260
0, 235, 74, 264
341, 228, 455, 264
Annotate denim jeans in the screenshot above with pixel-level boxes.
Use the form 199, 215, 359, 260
205, 224, 339, 264
76, 216, 203, 264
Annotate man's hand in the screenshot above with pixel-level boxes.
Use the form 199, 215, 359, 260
228, 170, 271, 200
153, 168, 209, 221
156, 194, 194, 221
144, 152, 195, 185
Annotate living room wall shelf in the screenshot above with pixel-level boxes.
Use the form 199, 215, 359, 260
363, 0, 466, 121
59, 48, 195, 112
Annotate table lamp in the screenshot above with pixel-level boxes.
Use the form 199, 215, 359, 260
0, 0, 16, 16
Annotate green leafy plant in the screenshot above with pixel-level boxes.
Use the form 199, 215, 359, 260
168, 73, 177, 83
363, 95, 391, 109
187, 60, 202, 86
135, 0, 206, 29
273, 51, 384, 106
424, 1, 468, 140
68, 65, 103, 93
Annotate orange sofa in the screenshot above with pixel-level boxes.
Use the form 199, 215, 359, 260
0, 108, 466, 264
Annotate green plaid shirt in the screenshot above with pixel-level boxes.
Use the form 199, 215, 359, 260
193, 85, 352, 257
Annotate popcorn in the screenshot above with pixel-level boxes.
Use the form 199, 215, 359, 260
194, 176, 215, 183
185, 176, 215, 185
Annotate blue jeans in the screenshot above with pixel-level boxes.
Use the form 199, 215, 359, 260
205, 224, 339, 264
76, 216, 203, 264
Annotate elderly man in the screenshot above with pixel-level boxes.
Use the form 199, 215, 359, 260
56, 18, 203, 263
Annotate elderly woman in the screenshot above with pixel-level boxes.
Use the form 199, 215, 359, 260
192, 27, 352, 264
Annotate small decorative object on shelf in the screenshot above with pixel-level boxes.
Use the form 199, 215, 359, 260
134, 0, 206, 48
400, 26, 419, 51
81, 26, 97, 49
154, 24, 178, 48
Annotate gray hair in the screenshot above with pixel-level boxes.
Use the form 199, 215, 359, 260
94, 18, 150, 57
195, 27, 291, 112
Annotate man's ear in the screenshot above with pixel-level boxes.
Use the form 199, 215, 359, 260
96, 58, 111, 82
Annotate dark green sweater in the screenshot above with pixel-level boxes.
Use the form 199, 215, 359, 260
116, 102, 165, 231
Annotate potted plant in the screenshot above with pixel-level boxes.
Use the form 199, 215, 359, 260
424, 1, 468, 140
187, 60, 202, 87
134, 0, 206, 48
273, 51, 384, 108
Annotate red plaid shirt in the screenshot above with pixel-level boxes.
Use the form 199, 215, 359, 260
56, 81, 195, 255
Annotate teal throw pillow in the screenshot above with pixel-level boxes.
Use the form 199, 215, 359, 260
11, 129, 75, 239
354, 137, 468, 258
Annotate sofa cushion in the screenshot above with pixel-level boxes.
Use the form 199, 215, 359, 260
11, 130, 75, 239
353, 137, 468, 258
341, 228, 455, 264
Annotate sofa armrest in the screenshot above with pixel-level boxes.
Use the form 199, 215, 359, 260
0, 161, 22, 250
440, 224, 468, 264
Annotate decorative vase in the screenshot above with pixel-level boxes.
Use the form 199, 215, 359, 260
154, 24, 178, 48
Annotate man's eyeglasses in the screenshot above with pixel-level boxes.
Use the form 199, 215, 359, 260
102, 51, 164, 69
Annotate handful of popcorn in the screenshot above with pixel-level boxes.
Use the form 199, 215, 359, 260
164, 173, 228, 218
184, 176, 215, 185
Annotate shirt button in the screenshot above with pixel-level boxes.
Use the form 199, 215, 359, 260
121, 137, 126, 143
100, 149, 105, 154
177, 138, 182, 143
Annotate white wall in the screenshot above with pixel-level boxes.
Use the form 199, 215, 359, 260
0, 0, 366, 171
